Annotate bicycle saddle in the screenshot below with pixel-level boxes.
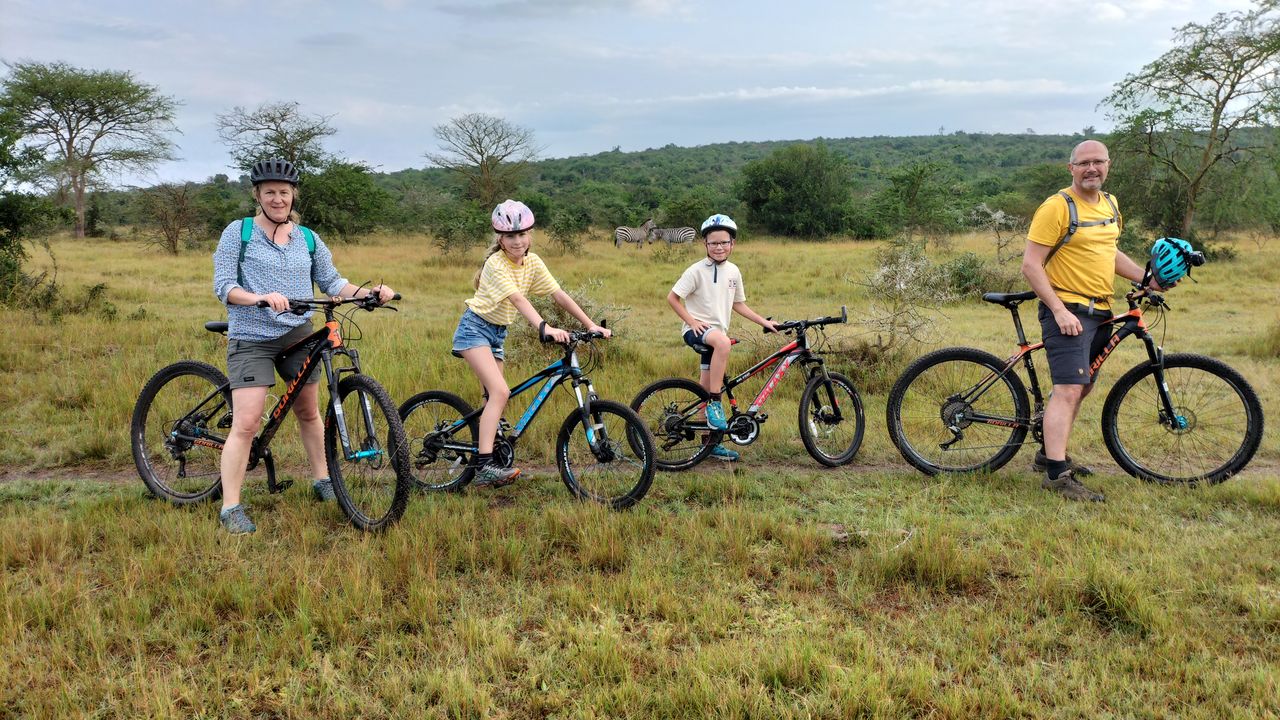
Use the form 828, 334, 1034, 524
981, 291, 1037, 308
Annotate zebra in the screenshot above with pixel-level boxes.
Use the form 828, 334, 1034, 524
614, 218, 655, 248
651, 226, 696, 246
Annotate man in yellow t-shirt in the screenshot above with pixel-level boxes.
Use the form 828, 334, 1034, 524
1022, 139, 1159, 502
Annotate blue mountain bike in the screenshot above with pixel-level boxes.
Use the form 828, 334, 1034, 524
398, 328, 656, 510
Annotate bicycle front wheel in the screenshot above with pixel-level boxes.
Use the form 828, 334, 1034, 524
630, 377, 722, 471
131, 360, 229, 505
798, 371, 865, 467
887, 347, 1030, 476
325, 375, 413, 531
1102, 353, 1264, 485
399, 390, 477, 491
557, 399, 656, 510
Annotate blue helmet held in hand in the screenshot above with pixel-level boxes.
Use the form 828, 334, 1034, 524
1149, 237, 1205, 288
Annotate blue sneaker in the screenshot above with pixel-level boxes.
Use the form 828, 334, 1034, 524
705, 400, 728, 430
709, 444, 739, 462
312, 478, 336, 502
219, 504, 257, 534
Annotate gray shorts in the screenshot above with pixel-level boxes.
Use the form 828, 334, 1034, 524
1038, 303, 1113, 385
226, 323, 320, 389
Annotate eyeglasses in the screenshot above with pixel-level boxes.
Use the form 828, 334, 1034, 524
1071, 159, 1110, 168
706, 240, 733, 248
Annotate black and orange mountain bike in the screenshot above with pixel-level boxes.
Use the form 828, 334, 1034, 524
130, 295, 413, 531
886, 283, 1264, 484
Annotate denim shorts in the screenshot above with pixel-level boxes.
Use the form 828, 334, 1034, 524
452, 307, 507, 360
1038, 303, 1113, 386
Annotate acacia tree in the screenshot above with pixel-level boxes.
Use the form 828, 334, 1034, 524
137, 182, 200, 255
1103, 1, 1280, 237
215, 101, 335, 174
426, 113, 541, 207
1, 61, 179, 238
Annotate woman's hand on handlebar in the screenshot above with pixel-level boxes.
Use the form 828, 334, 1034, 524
255, 292, 290, 312
587, 323, 611, 339
366, 284, 398, 305
543, 325, 571, 344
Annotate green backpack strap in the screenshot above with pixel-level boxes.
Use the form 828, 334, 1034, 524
237, 218, 316, 288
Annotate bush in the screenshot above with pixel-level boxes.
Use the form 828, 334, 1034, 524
738, 142, 853, 237
425, 199, 489, 255
939, 252, 1024, 298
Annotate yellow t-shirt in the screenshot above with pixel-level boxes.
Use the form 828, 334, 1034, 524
465, 251, 561, 325
1027, 188, 1122, 308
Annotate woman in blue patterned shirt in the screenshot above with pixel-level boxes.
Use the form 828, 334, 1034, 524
210, 158, 396, 534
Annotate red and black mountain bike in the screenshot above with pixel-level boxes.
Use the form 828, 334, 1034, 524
631, 307, 865, 471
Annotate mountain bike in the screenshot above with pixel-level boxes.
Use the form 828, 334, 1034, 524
630, 307, 864, 471
130, 295, 414, 531
885, 285, 1264, 484
398, 326, 656, 510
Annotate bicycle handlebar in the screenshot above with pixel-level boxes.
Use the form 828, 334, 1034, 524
764, 306, 848, 334
255, 293, 402, 315
539, 319, 610, 346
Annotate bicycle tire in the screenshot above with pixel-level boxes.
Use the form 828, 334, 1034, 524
630, 377, 723, 471
556, 399, 656, 510
886, 347, 1030, 476
325, 374, 412, 531
399, 390, 477, 492
798, 371, 865, 467
1101, 353, 1264, 485
131, 360, 230, 505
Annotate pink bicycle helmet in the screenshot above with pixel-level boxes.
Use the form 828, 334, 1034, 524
492, 199, 535, 233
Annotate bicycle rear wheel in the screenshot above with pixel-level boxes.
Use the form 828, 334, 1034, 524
399, 390, 477, 491
557, 399, 656, 510
325, 374, 412, 531
630, 377, 722, 471
798, 371, 865, 467
1102, 353, 1264, 485
131, 360, 229, 504
886, 347, 1030, 476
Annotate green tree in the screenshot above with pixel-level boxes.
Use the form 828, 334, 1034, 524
882, 160, 959, 242
215, 101, 336, 174
299, 159, 391, 241
0, 61, 178, 237
426, 113, 542, 207
1103, 1, 1280, 237
738, 142, 853, 237
136, 182, 200, 255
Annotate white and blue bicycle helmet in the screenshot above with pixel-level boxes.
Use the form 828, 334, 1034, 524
699, 213, 738, 239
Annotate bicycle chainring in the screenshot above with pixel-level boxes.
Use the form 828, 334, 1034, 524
727, 414, 760, 446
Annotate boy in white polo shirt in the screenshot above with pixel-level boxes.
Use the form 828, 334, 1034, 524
666, 213, 779, 461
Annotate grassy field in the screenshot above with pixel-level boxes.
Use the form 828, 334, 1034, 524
2, 231, 1278, 717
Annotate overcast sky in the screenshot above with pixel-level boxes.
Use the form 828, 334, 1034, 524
0, 0, 1255, 184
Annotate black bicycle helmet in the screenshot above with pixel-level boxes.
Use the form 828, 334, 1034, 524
250, 158, 300, 186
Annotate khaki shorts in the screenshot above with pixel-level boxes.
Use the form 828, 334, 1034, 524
226, 323, 320, 389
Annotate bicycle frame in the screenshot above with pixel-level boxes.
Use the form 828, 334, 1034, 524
721, 330, 828, 417
433, 340, 606, 456
961, 289, 1182, 441
172, 307, 376, 491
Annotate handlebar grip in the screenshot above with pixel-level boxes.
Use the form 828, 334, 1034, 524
392, 292, 402, 300
255, 300, 269, 308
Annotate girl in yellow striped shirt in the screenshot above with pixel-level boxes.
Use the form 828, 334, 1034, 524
451, 199, 610, 487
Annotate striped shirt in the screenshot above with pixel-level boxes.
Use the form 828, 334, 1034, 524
212, 219, 348, 341
465, 251, 560, 326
